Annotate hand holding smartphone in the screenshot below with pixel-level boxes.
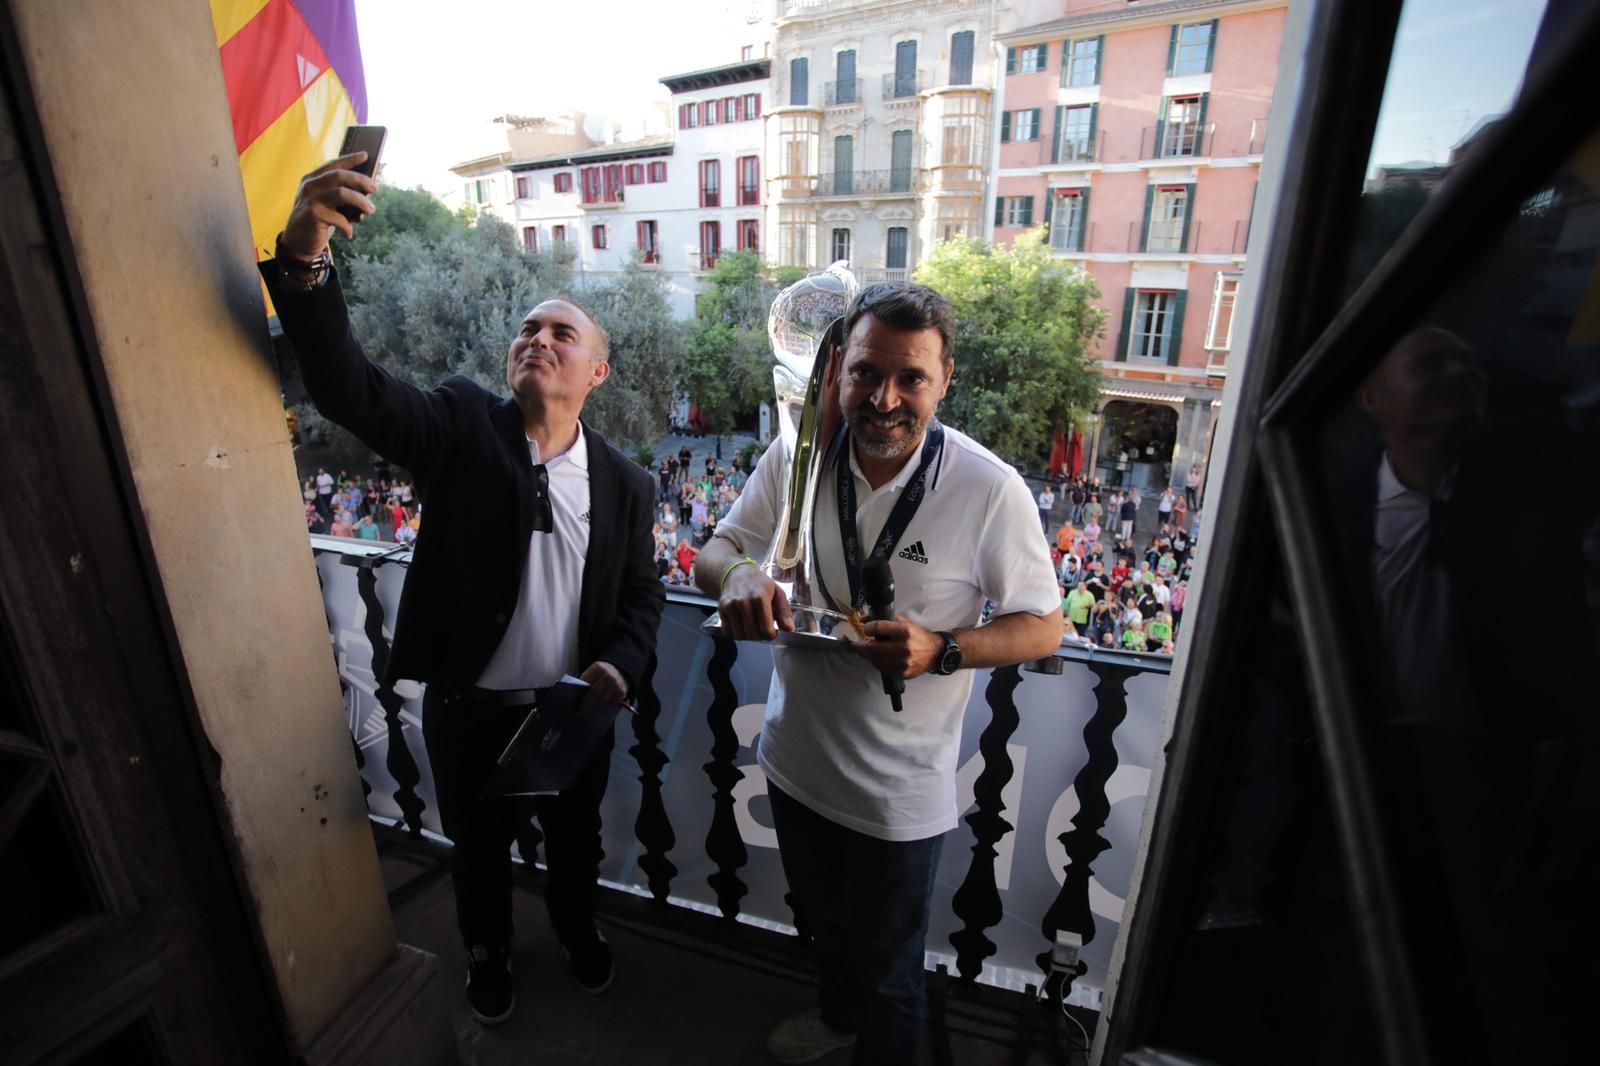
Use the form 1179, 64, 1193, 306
336, 125, 386, 225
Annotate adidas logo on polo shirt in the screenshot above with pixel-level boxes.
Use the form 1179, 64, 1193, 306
897, 540, 929, 565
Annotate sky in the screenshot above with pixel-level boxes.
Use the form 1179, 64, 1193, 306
1365, 0, 1547, 173
353, 0, 768, 193
350, 0, 1552, 191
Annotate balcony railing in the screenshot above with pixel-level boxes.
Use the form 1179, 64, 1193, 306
311, 534, 1177, 1032
882, 70, 922, 99
1143, 218, 1187, 253
580, 187, 625, 206
814, 169, 919, 196
701, 188, 721, 208
1050, 130, 1106, 165
857, 267, 910, 284
1049, 220, 1086, 254
1139, 121, 1214, 161
824, 78, 861, 106
699, 250, 720, 271
737, 184, 760, 206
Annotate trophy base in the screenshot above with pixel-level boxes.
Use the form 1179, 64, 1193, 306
700, 609, 863, 652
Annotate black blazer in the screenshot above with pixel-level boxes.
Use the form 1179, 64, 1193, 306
262, 263, 664, 693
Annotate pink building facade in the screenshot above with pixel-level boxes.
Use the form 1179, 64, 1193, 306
992, 0, 1284, 492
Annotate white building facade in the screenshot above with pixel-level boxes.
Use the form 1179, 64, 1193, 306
764, 0, 1057, 280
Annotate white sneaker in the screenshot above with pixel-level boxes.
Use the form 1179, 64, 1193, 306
765, 1008, 857, 1064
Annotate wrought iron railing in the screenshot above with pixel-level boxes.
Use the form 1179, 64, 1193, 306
882, 71, 922, 99
814, 169, 919, 196
825, 78, 861, 106
309, 534, 1175, 1006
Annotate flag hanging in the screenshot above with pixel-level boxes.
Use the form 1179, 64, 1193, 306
210, 0, 368, 264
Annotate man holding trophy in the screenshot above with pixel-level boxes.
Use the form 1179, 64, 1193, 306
695, 275, 1062, 1065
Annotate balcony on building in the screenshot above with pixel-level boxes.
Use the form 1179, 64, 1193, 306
824, 78, 862, 107
814, 168, 919, 197
882, 70, 924, 102
1140, 120, 1213, 162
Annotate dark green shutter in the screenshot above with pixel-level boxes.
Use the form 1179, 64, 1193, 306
1139, 186, 1154, 252
1153, 96, 1169, 159
1051, 105, 1065, 164
1000, 110, 1012, 143
1168, 290, 1187, 366
1087, 102, 1099, 160
1196, 92, 1210, 155
1203, 19, 1218, 73
1035, 43, 1048, 69
1059, 38, 1071, 85
1181, 183, 1196, 252
1078, 188, 1091, 252
1005, 47, 1016, 74
1030, 108, 1042, 141
1021, 196, 1034, 226
1092, 35, 1104, 84
1117, 288, 1136, 361
995, 196, 1006, 226
1043, 190, 1054, 227
1165, 24, 1179, 75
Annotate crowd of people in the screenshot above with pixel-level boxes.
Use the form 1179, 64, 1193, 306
651, 444, 753, 588
1041, 473, 1204, 656
302, 466, 422, 544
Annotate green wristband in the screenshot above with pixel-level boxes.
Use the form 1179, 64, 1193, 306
720, 557, 759, 592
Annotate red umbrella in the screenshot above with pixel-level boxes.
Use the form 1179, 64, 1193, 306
1068, 430, 1084, 479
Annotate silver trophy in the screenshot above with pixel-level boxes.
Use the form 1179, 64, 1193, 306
705, 262, 860, 647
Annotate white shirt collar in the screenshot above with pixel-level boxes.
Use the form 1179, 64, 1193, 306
527, 424, 589, 471
846, 434, 925, 496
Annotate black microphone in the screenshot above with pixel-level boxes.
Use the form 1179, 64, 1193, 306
862, 556, 905, 712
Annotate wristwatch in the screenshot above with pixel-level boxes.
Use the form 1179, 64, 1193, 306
933, 631, 962, 675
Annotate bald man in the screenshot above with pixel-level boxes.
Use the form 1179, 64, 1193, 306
264, 153, 662, 1025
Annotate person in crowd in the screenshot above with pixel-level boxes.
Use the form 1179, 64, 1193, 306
1081, 514, 1102, 548
306, 501, 328, 534
1185, 463, 1203, 510
1059, 552, 1082, 591
1170, 579, 1188, 631
1120, 490, 1140, 541
696, 283, 1061, 1066
675, 537, 698, 582
314, 466, 335, 516
678, 445, 692, 484
1136, 581, 1160, 624
1109, 556, 1131, 597
690, 486, 709, 534
1036, 482, 1055, 533
1082, 559, 1111, 603
1099, 629, 1118, 650
263, 151, 663, 1026
1068, 479, 1086, 526
1152, 576, 1172, 613
329, 509, 355, 538
1157, 547, 1178, 580
1065, 580, 1097, 637
1121, 620, 1148, 652
1147, 611, 1174, 652
657, 457, 672, 502
354, 512, 380, 541
1171, 525, 1191, 567
1083, 492, 1103, 534
1084, 539, 1105, 572
1105, 489, 1122, 532
1171, 489, 1189, 540
1061, 618, 1094, 648
678, 479, 694, 529
1158, 486, 1175, 528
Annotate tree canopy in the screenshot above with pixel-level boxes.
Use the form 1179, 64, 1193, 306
678, 250, 790, 434
914, 230, 1105, 465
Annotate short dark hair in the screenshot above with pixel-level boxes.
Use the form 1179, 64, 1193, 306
840, 282, 956, 364
539, 294, 611, 362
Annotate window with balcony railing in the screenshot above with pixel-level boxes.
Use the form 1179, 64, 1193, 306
1049, 191, 1086, 252
1144, 185, 1191, 252
699, 220, 720, 270
737, 219, 759, 252
637, 219, 658, 264
699, 159, 720, 208
737, 155, 760, 205
1055, 104, 1097, 162
1159, 95, 1206, 158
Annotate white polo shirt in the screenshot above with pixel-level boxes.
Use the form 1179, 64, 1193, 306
476, 430, 591, 690
715, 426, 1059, 841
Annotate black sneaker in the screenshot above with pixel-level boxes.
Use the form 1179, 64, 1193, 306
562, 927, 614, 994
466, 944, 515, 1025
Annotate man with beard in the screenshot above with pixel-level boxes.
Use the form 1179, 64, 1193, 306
695, 283, 1062, 1066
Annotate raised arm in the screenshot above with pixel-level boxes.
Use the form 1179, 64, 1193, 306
261, 153, 457, 475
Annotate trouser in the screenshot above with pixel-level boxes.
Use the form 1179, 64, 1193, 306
1069, 503, 1082, 524
1185, 486, 1198, 510
769, 785, 944, 1066
1119, 519, 1133, 540
421, 686, 613, 952
1039, 508, 1052, 532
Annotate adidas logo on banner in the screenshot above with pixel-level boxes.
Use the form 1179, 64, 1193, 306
579, 509, 591, 524
897, 540, 929, 565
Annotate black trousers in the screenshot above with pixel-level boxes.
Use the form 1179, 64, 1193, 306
421, 686, 614, 952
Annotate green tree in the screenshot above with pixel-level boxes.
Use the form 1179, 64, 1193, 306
293, 214, 573, 462
580, 256, 686, 449
680, 250, 787, 435
915, 229, 1105, 465
328, 185, 464, 292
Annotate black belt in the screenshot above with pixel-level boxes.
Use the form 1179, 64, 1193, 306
467, 686, 550, 707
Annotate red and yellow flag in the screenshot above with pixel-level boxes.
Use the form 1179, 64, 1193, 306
210, 0, 368, 263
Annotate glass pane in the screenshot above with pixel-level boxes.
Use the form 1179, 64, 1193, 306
1346, 0, 1551, 292
1141, 537, 1381, 1064
1310, 104, 1599, 1066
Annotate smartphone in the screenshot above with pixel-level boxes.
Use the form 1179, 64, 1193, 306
337, 124, 386, 225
